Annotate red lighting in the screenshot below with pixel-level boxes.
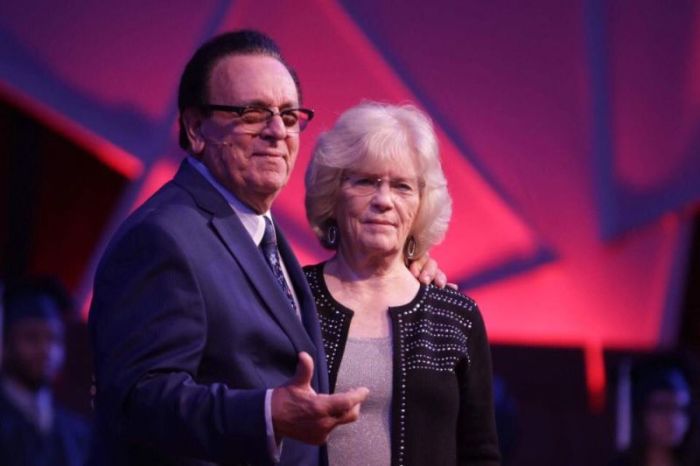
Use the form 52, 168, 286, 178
0, 81, 143, 180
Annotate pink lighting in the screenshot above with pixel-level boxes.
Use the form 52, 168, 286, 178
2, 0, 699, 422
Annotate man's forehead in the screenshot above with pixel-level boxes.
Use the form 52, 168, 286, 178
208, 53, 299, 105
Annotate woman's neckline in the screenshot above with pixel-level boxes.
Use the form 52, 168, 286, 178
316, 261, 426, 314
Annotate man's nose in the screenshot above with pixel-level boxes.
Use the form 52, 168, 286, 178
260, 114, 287, 140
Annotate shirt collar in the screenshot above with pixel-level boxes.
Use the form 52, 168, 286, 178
187, 156, 270, 245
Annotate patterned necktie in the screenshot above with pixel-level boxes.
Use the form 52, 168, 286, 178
260, 217, 297, 313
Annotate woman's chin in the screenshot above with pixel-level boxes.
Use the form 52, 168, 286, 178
354, 241, 401, 259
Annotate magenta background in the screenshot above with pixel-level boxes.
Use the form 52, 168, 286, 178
1, 0, 699, 355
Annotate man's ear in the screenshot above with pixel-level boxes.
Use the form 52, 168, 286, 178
182, 108, 205, 154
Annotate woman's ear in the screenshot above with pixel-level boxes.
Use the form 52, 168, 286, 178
182, 108, 205, 154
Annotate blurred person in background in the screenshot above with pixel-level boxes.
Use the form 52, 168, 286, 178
303, 101, 501, 466
0, 278, 90, 466
609, 360, 699, 466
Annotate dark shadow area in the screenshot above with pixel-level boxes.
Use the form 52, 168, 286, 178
491, 344, 615, 466
0, 96, 130, 291
0, 94, 131, 419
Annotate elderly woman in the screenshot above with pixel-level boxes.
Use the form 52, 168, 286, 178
304, 102, 500, 466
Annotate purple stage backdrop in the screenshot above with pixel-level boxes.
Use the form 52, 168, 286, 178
1, 0, 699, 402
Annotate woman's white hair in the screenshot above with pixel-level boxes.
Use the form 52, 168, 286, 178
305, 101, 452, 259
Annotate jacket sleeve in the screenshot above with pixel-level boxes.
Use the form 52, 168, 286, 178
457, 304, 501, 465
89, 219, 271, 465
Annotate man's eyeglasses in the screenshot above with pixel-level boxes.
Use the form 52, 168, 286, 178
342, 173, 421, 198
200, 104, 314, 134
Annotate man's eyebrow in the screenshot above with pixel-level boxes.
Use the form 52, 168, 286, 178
239, 99, 298, 109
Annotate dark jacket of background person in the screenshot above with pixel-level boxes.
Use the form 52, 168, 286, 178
305, 264, 501, 466
0, 389, 89, 466
88, 162, 328, 465
0, 278, 90, 466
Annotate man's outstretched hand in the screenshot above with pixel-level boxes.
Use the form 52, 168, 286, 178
271, 352, 369, 445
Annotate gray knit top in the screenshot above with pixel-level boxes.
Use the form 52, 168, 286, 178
327, 336, 393, 466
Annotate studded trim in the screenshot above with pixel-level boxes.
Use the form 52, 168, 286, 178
304, 264, 353, 390
303, 263, 482, 466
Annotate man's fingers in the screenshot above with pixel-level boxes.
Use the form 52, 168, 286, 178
290, 352, 315, 388
418, 258, 438, 285
409, 259, 423, 277
339, 386, 369, 406
323, 387, 369, 417
409, 253, 429, 282
272, 385, 368, 444
335, 402, 362, 425
433, 270, 447, 289
411, 255, 452, 288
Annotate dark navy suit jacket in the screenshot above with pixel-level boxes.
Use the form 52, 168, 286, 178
88, 160, 329, 466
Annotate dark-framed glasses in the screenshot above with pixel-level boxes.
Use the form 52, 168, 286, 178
200, 104, 314, 134
342, 172, 421, 198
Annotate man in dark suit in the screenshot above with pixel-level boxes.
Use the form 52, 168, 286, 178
88, 30, 369, 465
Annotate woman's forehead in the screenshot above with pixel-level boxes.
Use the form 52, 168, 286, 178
349, 151, 419, 177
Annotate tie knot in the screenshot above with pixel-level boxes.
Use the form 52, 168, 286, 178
261, 217, 277, 249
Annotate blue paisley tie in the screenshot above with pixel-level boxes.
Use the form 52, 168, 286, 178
260, 217, 297, 313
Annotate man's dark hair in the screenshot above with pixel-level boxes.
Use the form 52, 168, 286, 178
3, 276, 72, 338
177, 29, 302, 151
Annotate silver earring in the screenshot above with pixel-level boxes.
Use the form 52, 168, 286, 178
327, 224, 338, 248
406, 237, 416, 259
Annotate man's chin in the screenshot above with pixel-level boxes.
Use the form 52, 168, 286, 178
254, 175, 290, 194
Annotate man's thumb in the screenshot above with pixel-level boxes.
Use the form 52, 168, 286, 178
290, 351, 314, 388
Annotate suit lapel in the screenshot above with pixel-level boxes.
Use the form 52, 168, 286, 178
276, 225, 329, 393
173, 161, 316, 356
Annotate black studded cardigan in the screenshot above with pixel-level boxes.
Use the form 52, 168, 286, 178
304, 263, 501, 466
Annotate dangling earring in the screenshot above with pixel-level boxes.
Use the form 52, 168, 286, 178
405, 236, 417, 259
326, 224, 339, 248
